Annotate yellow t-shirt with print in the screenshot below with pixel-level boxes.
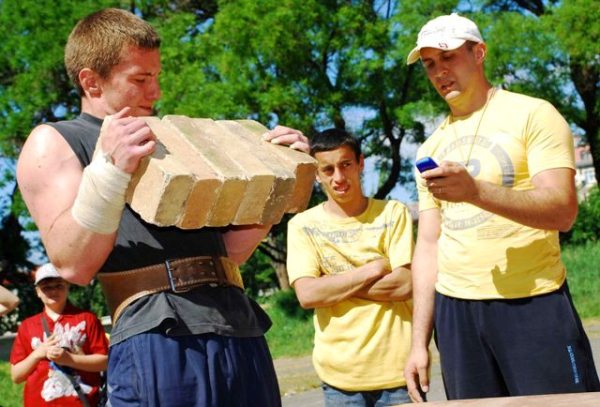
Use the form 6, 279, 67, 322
416, 89, 575, 300
287, 198, 413, 391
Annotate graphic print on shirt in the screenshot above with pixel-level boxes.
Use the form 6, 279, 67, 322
30, 321, 92, 402
438, 133, 515, 231
303, 222, 394, 274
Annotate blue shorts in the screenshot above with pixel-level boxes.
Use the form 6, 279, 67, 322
434, 282, 600, 399
322, 382, 410, 406
107, 331, 281, 407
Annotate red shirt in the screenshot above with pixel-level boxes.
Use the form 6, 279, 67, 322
10, 304, 109, 406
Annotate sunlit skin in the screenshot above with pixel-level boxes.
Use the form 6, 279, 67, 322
420, 43, 491, 117
81, 45, 162, 118
314, 145, 368, 217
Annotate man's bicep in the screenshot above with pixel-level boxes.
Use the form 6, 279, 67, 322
17, 125, 83, 237
387, 204, 414, 268
532, 168, 577, 210
531, 167, 575, 190
286, 220, 321, 283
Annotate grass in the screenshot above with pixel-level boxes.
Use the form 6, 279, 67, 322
561, 240, 600, 319
261, 295, 315, 359
0, 362, 22, 407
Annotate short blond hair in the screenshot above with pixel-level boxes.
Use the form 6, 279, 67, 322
65, 8, 161, 95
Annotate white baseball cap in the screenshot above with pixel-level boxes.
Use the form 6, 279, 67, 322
34, 263, 62, 285
406, 13, 483, 65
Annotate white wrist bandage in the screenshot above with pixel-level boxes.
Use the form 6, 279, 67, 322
71, 153, 132, 234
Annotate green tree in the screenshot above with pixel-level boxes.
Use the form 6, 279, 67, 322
482, 0, 600, 183
157, 0, 457, 289
1, 0, 596, 317
159, 0, 453, 199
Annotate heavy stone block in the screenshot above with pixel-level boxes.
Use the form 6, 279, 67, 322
163, 115, 248, 226
125, 138, 194, 227
216, 120, 297, 225
235, 120, 317, 213
142, 117, 222, 229
190, 118, 280, 225
113, 115, 317, 228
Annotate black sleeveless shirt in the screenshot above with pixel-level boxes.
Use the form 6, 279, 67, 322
49, 113, 271, 344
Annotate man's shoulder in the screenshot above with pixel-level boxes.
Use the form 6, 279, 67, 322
496, 89, 553, 111
289, 203, 324, 225
21, 312, 43, 324
368, 198, 410, 220
369, 198, 405, 211
419, 119, 450, 154
372, 198, 406, 208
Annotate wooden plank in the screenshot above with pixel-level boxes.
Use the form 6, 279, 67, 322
121, 115, 317, 228
421, 391, 600, 407
125, 137, 194, 227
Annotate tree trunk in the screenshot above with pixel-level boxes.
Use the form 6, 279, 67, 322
273, 261, 290, 290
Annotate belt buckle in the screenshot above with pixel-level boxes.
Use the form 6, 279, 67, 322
165, 259, 188, 293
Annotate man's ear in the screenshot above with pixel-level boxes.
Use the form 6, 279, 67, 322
474, 43, 487, 64
79, 68, 102, 97
359, 154, 365, 171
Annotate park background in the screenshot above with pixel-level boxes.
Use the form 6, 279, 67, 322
0, 0, 599, 404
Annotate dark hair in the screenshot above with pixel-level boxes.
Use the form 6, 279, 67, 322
464, 40, 478, 50
65, 8, 161, 96
310, 128, 361, 161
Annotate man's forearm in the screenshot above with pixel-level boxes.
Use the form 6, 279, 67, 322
355, 266, 412, 302
294, 259, 390, 308
222, 224, 272, 265
411, 280, 436, 349
426, 165, 576, 231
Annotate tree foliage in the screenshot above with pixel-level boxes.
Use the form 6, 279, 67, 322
0, 0, 598, 321
483, 0, 600, 183
561, 186, 600, 246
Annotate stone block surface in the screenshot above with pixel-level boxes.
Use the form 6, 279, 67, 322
103, 116, 317, 228
235, 119, 318, 213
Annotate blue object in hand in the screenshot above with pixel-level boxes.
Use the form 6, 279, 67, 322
415, 157, 438, 173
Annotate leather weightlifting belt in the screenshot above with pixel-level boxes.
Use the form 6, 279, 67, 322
97, 256, 244, 324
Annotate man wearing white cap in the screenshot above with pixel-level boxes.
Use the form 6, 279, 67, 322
404, 13, 600, 402
10, 263, 108, 406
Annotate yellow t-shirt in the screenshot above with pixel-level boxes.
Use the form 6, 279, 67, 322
416, 89, 575, 300
286, 199, 413, 391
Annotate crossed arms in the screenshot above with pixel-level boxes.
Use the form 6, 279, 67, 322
293, 259, 412, 309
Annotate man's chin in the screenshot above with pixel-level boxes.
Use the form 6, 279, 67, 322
444, 90, 461, 101
132, 107, 155, 117
332, 193, 352, 204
